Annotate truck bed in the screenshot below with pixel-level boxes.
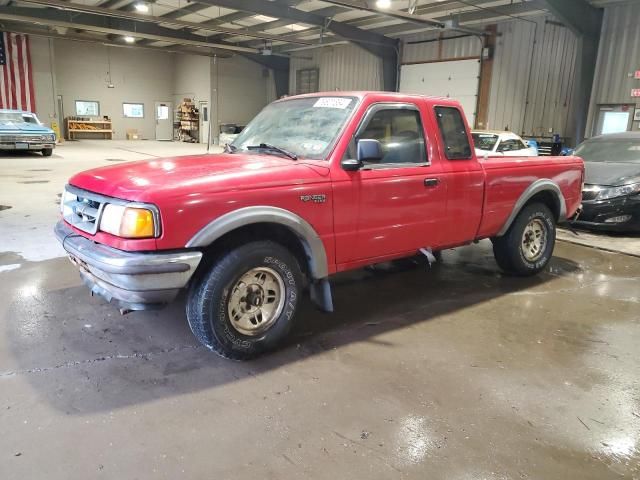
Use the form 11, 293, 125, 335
476, 155, 584, 239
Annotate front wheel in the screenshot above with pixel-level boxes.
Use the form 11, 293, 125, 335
492, 203, 556, 276
186, 241, 302, 360
42, 148, 53, 157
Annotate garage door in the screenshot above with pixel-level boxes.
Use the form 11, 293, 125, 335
399, 59, 480, 127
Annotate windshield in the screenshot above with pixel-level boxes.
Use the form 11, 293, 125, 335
22, 113, 41, 124
472, 133, 499, 151
231, 96, 358, 160
575, 139, 640, 164
0, 112, 25, 124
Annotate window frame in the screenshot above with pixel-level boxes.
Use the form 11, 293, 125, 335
75, 100, 100, 116
122, 102, 145, 119
350, 102, 429, 169
434, 105, 472, 160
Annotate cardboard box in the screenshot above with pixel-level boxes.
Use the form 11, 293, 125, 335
126, 129, 140, 140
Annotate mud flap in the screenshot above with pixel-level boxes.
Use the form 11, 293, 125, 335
309, 278, 333, 312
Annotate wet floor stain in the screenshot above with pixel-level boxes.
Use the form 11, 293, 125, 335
0, 205, 12, 211
18, 180, 49, 184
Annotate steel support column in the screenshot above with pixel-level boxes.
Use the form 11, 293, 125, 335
544, 0, 602, 144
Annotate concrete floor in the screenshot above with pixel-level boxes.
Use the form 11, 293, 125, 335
0, 141, 639, 479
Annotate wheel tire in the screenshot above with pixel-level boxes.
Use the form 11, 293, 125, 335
186, 241, 302, 360
42, 148, 53, 157
492, 203, 556, 276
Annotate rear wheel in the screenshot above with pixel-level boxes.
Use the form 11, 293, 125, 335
186, 241, 302, 360
492, 203, 555, 276
42, 148, 53, 157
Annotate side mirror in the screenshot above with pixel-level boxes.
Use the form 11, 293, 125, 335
357, 138, 383, 162
341, 158, 362, 171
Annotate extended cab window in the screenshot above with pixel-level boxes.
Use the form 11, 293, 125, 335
435, 106, 472, 160
357, 107, 427, 165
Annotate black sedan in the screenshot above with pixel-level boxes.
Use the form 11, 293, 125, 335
573, 132, 640, 232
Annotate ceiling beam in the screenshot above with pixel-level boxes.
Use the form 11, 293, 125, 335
189, 0, 399, 55
0, 6, 261, 53
15, 0, 315, 45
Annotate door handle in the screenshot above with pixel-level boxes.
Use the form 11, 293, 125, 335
424, 178, 440, 187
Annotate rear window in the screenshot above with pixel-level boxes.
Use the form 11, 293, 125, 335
435, 107, 472, 159
472, 133, 498, 151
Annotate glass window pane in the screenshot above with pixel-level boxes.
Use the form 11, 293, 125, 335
123, 103, 144, 118
601, 111, 629, 135
435, 106, 471, 160
157, 105, 169, 120
357, 108, 426, 164
75, 101, 99, 116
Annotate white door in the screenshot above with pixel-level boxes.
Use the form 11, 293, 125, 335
155, 101, 173, 141
400, 59, 480, 126
199, 101, 209, 144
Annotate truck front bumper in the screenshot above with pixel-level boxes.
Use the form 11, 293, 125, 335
55, 220, 202, 311
0, 142, 55, 151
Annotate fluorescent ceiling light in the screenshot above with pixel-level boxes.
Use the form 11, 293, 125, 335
123, 36, 136, 43
254, 14, 278, 22
134, 2, 149, 13
289, 24, 309, 31
376, 0, 391, 8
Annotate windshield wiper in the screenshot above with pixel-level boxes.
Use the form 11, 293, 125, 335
224, 143, 237, 154
246, 143, 298, 160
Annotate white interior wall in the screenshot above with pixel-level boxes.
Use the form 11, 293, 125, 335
53, 40, 175, 140
30, 37, 57, 125
31, 38, 272, 141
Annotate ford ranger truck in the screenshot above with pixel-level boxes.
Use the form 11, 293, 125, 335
55, 92, 584, 359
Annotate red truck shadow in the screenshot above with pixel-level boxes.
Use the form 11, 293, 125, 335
5, 243, 579, 414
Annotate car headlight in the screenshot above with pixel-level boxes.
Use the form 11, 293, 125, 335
47, 134, 56, 142
100, 204, 157, 238
594, 183, 640, 201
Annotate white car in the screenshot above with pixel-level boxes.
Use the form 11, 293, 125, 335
472, 131, 537, 157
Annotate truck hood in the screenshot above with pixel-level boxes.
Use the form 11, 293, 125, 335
584, 161, 640, 186
68, 152, 330, 202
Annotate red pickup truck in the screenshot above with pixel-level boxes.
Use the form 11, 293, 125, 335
55, 92, 583, 359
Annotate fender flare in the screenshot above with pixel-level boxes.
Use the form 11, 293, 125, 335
496, 179, 567, 236
186, 206, 329, 279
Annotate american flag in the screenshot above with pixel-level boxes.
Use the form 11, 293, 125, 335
0, 32, 36, 112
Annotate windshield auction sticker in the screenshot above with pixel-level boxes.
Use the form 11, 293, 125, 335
313, 97, 352, 109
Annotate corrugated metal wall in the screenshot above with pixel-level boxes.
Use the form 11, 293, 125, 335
402, 31, 482, 64
289, 43, 383, 94
487, 16, 578, 140
587, 1, 640, 134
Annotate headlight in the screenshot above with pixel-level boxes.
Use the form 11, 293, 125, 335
100, 204, 156, 238
47, 134, 56, 142
594, 183, 640, 201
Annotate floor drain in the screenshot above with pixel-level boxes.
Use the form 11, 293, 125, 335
18, 180, 49, 184
105, 158, 126, 162
28, 169, 52, 172
0, 205, 12, 211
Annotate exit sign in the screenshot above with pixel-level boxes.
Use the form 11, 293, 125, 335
632, 89, 640, 97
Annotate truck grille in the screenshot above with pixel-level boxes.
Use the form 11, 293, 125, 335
61, 185, 106, 234
0, 134, 50, 143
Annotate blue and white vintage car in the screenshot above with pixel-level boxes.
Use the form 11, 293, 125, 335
0, 109, 56, 156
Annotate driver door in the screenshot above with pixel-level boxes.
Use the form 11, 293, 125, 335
347, 103, 447, 261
